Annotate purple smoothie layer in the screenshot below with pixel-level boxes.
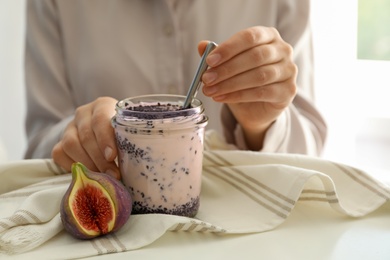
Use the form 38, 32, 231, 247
119, 102, 198, 120
124, 102, 183, 112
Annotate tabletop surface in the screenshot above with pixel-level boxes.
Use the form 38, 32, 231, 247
9, 200, 386, 260
2, 158, 390, 260
87, 167, 390, 260
84, 203, 390, 260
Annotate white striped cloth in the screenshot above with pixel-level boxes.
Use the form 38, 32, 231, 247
0, 130, 389, 258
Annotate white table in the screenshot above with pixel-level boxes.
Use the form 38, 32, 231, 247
83, 201, 390, 260
3, 159, 390, 260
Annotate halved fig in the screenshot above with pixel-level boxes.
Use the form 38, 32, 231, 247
60, 162, 132, 239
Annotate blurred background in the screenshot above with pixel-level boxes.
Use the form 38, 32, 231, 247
0, 0, 26, 162
1, 1, 390, 178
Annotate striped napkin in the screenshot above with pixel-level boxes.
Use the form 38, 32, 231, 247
0, 130, 389, 258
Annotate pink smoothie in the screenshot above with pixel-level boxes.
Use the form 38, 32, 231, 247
112, 95, 208, 217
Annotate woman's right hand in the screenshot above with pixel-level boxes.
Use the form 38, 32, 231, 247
51, 97, 121, 179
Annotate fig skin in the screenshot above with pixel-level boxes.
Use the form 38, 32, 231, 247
60, 162, 132, 240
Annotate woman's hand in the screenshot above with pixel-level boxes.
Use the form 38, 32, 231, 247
199, 26, 298, 150
52, 97, 120, 179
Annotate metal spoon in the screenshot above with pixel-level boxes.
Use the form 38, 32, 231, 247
183, 41, 218, 108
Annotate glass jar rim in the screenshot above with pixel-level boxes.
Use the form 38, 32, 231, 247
112, 94, 208, 131
115, 94, 203, 120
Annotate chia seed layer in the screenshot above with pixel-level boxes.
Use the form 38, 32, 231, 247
131, 196, 200, 218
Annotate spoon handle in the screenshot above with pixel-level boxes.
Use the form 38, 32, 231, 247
183, 41, 218, 108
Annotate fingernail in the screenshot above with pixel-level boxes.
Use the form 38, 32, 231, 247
213, 94, 226, 101
204, 86, 218, 96
202, 71, 217, 84
206, 53, 221, 67
104, 147, 113, 161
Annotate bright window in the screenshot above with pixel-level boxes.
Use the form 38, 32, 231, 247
358, 0, 390, 61
311, 1, 390, 177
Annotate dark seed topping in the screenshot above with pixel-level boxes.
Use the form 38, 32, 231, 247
131, 197, 200, 217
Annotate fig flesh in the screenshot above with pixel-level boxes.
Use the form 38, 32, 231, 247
60, 162, 132, 240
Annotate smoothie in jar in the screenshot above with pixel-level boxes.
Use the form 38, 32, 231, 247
112, 94, 208, 217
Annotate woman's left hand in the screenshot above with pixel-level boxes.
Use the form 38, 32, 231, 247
199, 26, 298, 150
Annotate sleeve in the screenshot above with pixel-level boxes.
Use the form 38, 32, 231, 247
24, 0, 75, 159
221, 0, 327, 156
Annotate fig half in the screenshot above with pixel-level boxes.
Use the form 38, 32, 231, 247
60, 162, 132, 239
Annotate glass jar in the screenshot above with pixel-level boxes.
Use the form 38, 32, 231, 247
112, 94, 208, 217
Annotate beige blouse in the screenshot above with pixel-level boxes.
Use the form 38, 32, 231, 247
24, 0, 327, 158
